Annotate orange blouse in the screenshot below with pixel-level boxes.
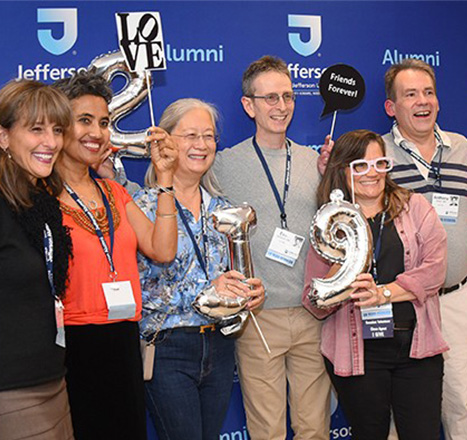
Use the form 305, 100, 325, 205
61, 179, 142, 326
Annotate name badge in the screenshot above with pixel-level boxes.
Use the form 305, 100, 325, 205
265, 227, 305, 267
102, 280, 136, 320
55, 299, 66, 348
361, 303, 394, 339
432, 193, 460, 224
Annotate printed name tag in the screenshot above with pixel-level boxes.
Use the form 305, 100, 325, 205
361, 303, 394, 339
266, 227, 305, 267
432, 193, 460, 224
102, 280, 136, 320
55, 299, 66, 348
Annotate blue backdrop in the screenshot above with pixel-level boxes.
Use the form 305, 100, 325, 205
3, 1, 465, 438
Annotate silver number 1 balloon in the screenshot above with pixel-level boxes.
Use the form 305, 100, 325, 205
192, 204, 256, 333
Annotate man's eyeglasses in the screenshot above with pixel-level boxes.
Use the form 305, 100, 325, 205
246, 92, 296, 106
349, 157, 394, 175
172, 133, 218, 145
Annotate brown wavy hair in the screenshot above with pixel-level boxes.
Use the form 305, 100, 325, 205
0, 80, 73, 210
242, 55, 291, 96
318, 129, 411, 222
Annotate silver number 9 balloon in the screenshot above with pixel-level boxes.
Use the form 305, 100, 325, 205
88, 50, 152, 158
309, 189, 373, 308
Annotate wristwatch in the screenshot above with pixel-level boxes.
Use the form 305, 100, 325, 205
381, 285, 392, 303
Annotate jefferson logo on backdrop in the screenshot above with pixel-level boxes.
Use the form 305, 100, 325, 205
288, 15, 322, 56
17, 8, 85, 81
287, 14, 325, 97
37, 8, 78, 55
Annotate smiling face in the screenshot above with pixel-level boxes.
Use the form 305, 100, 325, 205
385, 69, 439, 142
63, 94, 110, 168
346, 141, 387, 206
241, 71, 294, 145
0, 117, 64, 182
172, 108, 216, 180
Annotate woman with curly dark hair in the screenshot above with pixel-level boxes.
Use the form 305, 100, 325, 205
53, 71, 178, 440
0, 79, 74, 439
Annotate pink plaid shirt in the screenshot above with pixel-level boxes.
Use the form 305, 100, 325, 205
303, 193, 449, 377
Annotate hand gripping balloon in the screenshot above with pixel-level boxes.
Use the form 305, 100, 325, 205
192, 204, 256, 335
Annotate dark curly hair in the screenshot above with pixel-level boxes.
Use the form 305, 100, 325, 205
53, 70, 113, 104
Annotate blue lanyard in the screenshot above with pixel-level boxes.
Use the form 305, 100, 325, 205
175, 192, 210, 280
43, 222, 58, 299
252, 136, 291, 229
371, 211, 386, 284
64, 178, 116, 277
392, 125, 444, 189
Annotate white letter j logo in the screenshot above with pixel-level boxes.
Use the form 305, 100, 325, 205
37, 8, 77, 55
288, 15, 322, 57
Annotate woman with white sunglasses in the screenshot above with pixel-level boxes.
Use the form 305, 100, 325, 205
302, 130, 448, 440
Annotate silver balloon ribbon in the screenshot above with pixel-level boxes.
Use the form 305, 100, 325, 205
309, 189, 373, 308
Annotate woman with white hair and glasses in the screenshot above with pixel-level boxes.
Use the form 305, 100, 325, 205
133, 98, 265, 440
303, 129, 448, 440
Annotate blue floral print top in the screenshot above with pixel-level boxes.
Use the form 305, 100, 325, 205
134, 186, 230, 337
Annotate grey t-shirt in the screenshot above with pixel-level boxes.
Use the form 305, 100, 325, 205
213, 137, 320, 309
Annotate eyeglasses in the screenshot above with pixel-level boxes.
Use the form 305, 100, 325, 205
349, 157, 394, 175
171, 133, 218, 145
246, 92, 296, 106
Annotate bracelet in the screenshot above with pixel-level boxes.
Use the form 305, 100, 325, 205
156, 209, 178, 219
155, 184, 175, 197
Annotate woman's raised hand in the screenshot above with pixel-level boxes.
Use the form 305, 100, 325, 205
146, 127, 178, 178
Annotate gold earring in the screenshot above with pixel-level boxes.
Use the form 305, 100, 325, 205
2, 148, 11, 159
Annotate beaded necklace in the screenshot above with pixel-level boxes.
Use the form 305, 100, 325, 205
59, 180, 121, 235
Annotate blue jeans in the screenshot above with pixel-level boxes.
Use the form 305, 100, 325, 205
145, 326, 235, 440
